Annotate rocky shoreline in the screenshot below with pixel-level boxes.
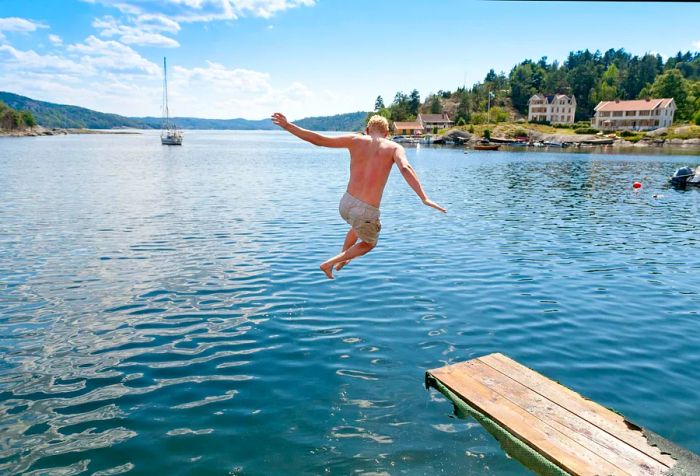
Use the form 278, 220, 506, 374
0, 126, 141, 137
441, 127, 700, 148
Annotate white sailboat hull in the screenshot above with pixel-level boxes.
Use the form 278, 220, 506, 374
161, 131, 183, 145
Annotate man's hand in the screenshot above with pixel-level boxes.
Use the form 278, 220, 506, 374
271, 112, 289, 129
422, 197, 447, 213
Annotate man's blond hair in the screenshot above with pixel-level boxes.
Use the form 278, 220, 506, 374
366, 115, 389, 135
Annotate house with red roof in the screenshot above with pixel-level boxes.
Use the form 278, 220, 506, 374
592, 98, 676, 131
392, 121, 424, 135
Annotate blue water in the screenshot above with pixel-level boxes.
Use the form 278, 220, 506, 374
1, 130, 699, 475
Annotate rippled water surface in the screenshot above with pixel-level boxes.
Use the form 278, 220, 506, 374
1, 130, 699, 475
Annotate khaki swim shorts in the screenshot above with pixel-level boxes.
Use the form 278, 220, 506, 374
338, 192, 381, 245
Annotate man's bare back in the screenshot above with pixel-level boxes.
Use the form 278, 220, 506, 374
272, 113, 445, 279
345, 135, 397, 208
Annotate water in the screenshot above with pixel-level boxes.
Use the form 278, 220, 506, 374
1, 130, 699, 475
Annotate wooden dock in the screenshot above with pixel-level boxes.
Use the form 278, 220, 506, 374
426, 353, 699, 476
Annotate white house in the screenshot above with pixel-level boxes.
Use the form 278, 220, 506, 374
528, 94, 576, 124
591, 98, 676, 131
417, 113, 453, 132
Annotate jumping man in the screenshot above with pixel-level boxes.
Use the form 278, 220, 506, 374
271, 113, 446, 279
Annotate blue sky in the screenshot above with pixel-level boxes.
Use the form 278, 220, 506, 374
0, 0, 699, 120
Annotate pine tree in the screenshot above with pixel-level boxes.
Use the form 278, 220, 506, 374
374, 96, 385, 111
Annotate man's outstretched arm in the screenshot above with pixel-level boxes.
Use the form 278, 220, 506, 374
393, 145, 446, 213
272, 113, 355, 148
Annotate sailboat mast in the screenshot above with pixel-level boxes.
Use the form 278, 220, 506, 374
163, 57, 169, 129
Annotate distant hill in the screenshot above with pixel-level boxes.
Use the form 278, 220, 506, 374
0, 91, 148, 129
295, 112, 367, 132
132, 116, 275, 130
0, 91, 368, 131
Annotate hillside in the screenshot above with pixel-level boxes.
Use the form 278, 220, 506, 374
133, 116, 274, 130
295, 112, 367, 132
133, 111, 367, 131
0, 92, 369, 131
0, 91, 148, 129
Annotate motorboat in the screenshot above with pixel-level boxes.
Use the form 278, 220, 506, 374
670, 166, 700, 187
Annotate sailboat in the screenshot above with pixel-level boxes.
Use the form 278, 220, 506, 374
161, 57, 183, 145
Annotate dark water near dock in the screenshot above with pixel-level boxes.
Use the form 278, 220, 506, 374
1, 131, 699, 475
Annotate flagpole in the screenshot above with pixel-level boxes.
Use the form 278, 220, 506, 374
487, 90, 492, 123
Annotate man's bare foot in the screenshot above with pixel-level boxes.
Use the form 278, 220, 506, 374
320, 263, 334, 279
335, 260, 349, 271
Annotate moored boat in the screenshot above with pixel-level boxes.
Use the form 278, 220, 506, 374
474, 143, 501, 151
670, 166, 700, 187
160, 57, 183, 146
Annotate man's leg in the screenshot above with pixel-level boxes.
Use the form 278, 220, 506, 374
335, 227, 357, 271
320, 241, 375, 279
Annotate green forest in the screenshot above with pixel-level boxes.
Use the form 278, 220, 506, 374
0, 100, 36, 131
373, 49, 700, 126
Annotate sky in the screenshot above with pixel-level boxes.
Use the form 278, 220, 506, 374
0, 0, 699, 120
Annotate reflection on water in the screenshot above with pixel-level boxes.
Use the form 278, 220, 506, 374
1, 131, 699, 475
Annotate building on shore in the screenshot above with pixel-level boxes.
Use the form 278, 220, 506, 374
527, 94, 576, 124
392, 121, 424, 136
417, 113, 453, 133
591, 98, 676, 131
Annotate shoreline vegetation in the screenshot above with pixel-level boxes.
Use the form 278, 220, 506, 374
0, 126, 141, 137
435, 123, 700, 149
0, 99, 36, 134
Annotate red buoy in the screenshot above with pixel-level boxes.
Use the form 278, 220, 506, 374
633, 181, 642, 189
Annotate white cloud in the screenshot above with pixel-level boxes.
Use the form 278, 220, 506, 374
48, 34, 63, 46
93, 16, 180, 47
67, 35, 160, 74
0, 36, 323, 119
80, 0, 314, 23
0, 44, 85, 74
0, 17, 48, 40
167, 61, 314, 118
0, 4, 341, 120
692, 40, 700, 50
0, 17, 48, 33
232, 0, 315, 19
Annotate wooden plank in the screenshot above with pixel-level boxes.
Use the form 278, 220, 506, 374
479, 353, 675, 468
463, 359, 668, 476
430, 365, 628, 476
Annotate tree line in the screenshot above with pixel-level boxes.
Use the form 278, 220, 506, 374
0, 100, 36, 130
371, 49, 700, 126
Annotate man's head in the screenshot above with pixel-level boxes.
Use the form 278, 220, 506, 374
366, 115, 389, 137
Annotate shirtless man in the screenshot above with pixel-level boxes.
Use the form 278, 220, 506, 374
271, 113, 446, 279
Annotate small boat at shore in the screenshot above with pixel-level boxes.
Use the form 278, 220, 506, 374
392, 135, 420, 144
543, 141, 565, 148
474, 143, 501, 151
160, 57, 183, 146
